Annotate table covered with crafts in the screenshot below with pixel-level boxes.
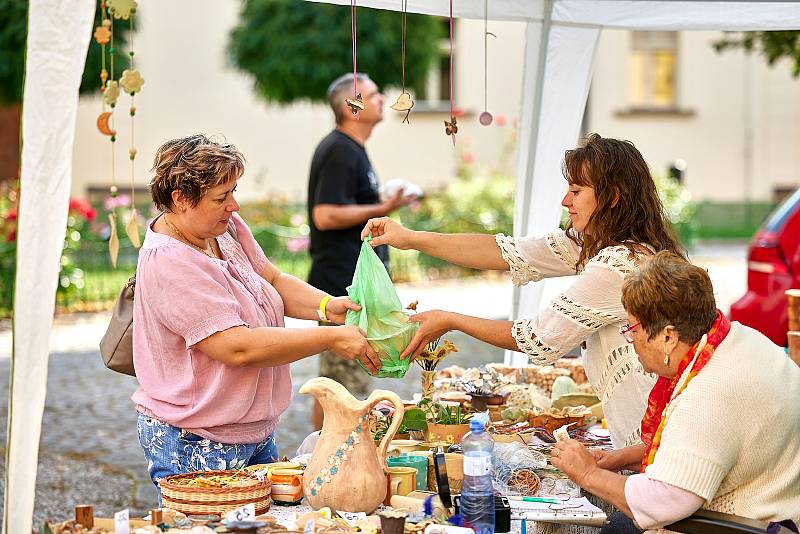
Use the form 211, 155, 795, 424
45, 357, 618, 534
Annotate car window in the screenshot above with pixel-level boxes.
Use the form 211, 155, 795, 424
765, 188, 800, 232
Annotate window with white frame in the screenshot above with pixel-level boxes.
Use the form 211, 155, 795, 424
629, 31, 678, 110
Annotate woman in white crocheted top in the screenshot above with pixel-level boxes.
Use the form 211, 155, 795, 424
361, 134, 685, 448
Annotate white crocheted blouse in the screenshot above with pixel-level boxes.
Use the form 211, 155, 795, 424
496, 230, 656, 448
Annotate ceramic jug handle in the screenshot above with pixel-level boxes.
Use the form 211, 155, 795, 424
367, 390, 405, 465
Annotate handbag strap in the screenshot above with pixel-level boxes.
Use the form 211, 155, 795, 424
126, 217, 239, 296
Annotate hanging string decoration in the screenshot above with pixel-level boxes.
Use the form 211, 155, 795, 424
390, 0, 414, 123
95, 1, 119, 266
96, 0, 141, 266
116, 0, 143, 249
479, 0, 496, 126
345, 0, 365, 117
444, 0, 457, 145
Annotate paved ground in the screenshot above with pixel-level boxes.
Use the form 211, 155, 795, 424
0, 241, 748, 526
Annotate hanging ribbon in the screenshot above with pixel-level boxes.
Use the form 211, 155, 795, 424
444, 0, 457, 144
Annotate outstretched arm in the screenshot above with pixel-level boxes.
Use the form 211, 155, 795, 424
362, 217, 508, 271
400, 310, 516, 359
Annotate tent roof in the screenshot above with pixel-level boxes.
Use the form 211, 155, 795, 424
310, 0, 800, 29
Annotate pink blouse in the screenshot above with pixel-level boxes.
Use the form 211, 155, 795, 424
625, 473, 705, 529
132, 212, 292, 444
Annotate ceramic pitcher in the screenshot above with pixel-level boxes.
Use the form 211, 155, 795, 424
300, 377, 404, 513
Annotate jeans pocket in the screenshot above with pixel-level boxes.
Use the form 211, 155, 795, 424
179, 429, 209, 443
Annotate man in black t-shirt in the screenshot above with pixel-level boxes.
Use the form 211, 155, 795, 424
308, 73, 411, 429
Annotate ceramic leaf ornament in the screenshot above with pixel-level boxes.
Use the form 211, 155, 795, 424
390, 92, 414, 124
125, 209, 141, 248
108, 212, 120, 267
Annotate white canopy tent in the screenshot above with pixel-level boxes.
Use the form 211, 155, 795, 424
6, 1, 800, 531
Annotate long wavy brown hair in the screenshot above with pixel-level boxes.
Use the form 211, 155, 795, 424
564, 133, 685, 270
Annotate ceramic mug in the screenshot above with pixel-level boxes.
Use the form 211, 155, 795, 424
270, 468, 304, 505
387, 454, 428, 491
388, 439, 421, 456
385, 466, 417, 503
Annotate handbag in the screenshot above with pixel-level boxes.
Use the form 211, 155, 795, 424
99, 220, 239, 376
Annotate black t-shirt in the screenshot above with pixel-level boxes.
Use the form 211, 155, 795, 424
307, 130, 389, 296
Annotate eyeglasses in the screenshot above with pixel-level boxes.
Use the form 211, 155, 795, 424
619, 321, 641, 343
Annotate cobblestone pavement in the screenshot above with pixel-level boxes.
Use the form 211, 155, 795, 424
0, 242, 747, 526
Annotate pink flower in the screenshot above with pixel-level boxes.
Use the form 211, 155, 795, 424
103, 193, 131, 211
461, 152, 475, 165
290, 213, 305, 227
4, 209, 16, 222
287, 236, 310, 254
495, 114, 507, 127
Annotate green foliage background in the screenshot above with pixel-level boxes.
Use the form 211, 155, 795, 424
0, 0, 129, 104
714, 31, 800, 77
228, 0, 444, 103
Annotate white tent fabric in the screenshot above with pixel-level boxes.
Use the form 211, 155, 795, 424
11, 0, 800, 528
4, 1, 95, 533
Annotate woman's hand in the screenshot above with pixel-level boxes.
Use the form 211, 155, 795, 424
361, 217, 415, 249
325, 297, 361, 325
550, 439, 600, 487
328, 325, 381, 375
400, 310, 455, 360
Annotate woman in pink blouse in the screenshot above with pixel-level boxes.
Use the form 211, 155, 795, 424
133, 134, 379, 495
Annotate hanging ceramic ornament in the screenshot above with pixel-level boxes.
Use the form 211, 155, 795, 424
479, 0, 495, 126
348, 0, 365, 119
122, 10, 142, 248
107, 0, 137, 20
103, 80, 120, 107
125, 208, 141, 248
108, 212, 120, 268
96, 111, 115, 137
346, 93, 365, 115
390, 0, 414, 123
445, 0, 457, 145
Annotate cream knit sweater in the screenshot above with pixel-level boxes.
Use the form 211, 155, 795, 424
645, 322, 800, 522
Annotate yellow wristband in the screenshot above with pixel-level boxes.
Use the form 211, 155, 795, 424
318, 295, 333, 322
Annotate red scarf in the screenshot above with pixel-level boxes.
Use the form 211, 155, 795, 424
639, 309, 730, 472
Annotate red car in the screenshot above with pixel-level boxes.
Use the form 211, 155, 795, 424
730, 188, 800, 346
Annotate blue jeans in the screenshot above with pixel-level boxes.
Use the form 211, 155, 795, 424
136, 413, 279, 503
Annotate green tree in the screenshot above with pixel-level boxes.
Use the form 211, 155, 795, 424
228, 0, 444, 103
714, 31, 800, 77
0, 0, 130, 180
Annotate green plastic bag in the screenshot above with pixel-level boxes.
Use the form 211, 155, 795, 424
346, 237, 418, 378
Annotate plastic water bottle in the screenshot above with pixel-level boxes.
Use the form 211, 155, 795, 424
461, 416, 495, 534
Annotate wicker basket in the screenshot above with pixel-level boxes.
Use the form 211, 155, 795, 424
159, 470, 272, 516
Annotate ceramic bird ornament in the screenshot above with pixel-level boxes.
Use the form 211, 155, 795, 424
390, 92, 415, 124
346, 93, 365, 116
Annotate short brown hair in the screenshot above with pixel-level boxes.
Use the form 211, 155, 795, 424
621, 251, 717, 344
563, 134, 685, 270
149, 134, 245, 212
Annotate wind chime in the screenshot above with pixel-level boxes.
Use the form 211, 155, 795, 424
390, 0, 414, 123
443, 0, 457, 144
94, 0, 144, 267
345, 0, 365, 117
